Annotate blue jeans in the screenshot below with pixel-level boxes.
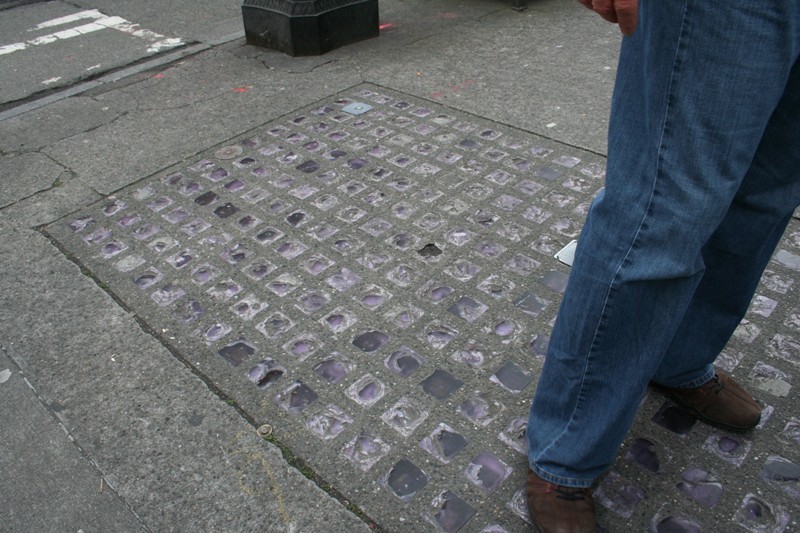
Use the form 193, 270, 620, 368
528, 0, 800, 488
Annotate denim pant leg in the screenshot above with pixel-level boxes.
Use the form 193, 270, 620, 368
654, 60, 800, 387
528, 0, 800, 487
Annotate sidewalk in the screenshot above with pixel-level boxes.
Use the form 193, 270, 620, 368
1, 1, 798, 532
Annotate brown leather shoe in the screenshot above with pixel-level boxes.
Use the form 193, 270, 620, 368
654, 371, 761, 432
526, 469, 596, 533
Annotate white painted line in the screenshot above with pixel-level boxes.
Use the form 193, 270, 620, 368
0, 11, 184, 57
28, 9, 104, 31
28, 34, 58, 46
41, 76, 62, 85
0, 43, 26, 55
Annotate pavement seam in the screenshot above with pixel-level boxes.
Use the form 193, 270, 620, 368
36, 224, 386, 532
0, 341, 153, 533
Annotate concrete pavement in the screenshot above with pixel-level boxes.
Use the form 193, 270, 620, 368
1, 1, 798, 532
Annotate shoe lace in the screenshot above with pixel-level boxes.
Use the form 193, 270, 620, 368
711, 374, 724, 394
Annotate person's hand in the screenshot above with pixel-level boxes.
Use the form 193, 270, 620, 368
578, 0, 638, 36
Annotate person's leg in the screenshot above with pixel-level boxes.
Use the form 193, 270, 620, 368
653, 57, 800, 387
528, 0, 800, 488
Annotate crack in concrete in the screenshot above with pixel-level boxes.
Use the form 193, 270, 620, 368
0, 167, 74, 211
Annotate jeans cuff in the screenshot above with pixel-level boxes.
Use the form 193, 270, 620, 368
528, 462, 595, 489
653, 366, 717, 389
669, 368, 717, 389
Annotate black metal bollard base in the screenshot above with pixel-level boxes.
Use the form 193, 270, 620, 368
242, 0, 380, 57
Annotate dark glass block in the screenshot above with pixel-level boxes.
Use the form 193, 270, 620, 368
491, 362, 534, 393
652, 402, 697, 435
297, 160, 320, 173
383, 459, 428, 502
214, 202, 240, 219
237, 214, 260, 230
207, 168, 229, 181
353, 330, 390, 352
218, 339, 256, 366
286, 211, 307, 227
195, 191, 219, 206
420, 423, 468, 463
418, 243, 443, 257
430, 490, 475, 533
625, 438, 660, 473
421, 369, 463, 400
